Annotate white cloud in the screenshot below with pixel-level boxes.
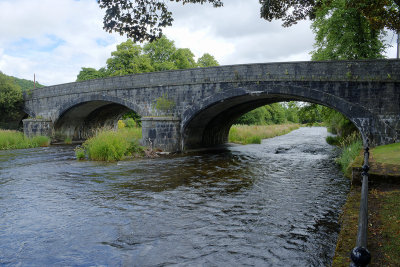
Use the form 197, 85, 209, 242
164, 0, 315, 65
0, 0, 126, 85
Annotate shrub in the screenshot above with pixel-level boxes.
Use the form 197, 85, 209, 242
123, 118, 136, 128
118, 120, 126, 129
326, 135, 340, 146
78, 127, 143, 161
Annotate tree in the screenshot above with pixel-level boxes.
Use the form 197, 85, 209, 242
310, 0, 387, 135
143, 36, 178, 71
298, 103, 324, 124
76, 36, 219, 81
311, 0, 386, 60
106, 39, 154, 76
197, 53, 219, 67
76, 67, 107, 82
0, 72, 23, 122
97, 0, 400, 42
235, 103, 290, 125
173, 48, 197, 69
98, 0, 223, 42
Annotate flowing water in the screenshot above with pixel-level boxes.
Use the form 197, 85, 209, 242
0, 127, 350, 266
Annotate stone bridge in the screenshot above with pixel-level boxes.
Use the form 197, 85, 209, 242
23, 59, 400, 152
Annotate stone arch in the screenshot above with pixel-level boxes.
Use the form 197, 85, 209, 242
54, 94, 144, 121
181, 84, 380, 149
53, 94, 142, 140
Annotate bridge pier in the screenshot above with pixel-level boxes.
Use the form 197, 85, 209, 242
23, 119, 53, 138
141, 117, 181, 152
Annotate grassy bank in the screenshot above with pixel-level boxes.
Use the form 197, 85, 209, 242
332, 186, 400, 266
0, 129, 50, 150
228, 124, 300, 144
333, 142, 400, 266
332, 188, 361, 266
326, 132, 363, 178
75, 127, 143, 161
371, 143, 400, 165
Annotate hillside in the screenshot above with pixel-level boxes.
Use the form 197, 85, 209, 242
10, 75, 45, 90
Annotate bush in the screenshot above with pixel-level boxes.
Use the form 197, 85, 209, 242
76, 127, 143, 161
326, 135, 340, 146
118, 120, 126, 129
85, 131, 129, 161
123, 118, 136, 128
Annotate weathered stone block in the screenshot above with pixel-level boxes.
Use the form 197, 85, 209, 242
141, 117, 181, 152
23, 119, 53, 138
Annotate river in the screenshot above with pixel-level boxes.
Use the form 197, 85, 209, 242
0, 127, 350, 266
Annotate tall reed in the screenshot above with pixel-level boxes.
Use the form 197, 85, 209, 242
0, 130, 50, 150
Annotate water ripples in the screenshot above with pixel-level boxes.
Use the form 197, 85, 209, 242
0, 127, 349, 266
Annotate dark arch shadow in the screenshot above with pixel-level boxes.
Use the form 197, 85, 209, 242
181, 86, 379, 150
54, 96, 141, 141
55, 94, 144, 120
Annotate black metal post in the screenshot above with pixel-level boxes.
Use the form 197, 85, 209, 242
350, 139, 371, 267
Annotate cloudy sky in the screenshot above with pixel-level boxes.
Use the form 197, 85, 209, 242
0, 0, 398, 86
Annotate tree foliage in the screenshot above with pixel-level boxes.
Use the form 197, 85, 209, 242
11, 76, 44, 91
106, 39, 154, 76
311, 0, 387, 60
76, 36, 219, 81
309, 0, 388, 136
0, 72, 23, 122
76, 67, 108, 81
97, 0, 400, 42
197, 53, 219, 67
235, 102, 298, 126
98, 0, 223, 42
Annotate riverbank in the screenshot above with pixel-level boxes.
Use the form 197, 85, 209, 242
333, 143, 400, 266
228, 124, 300, 144
0, 129, 50, 150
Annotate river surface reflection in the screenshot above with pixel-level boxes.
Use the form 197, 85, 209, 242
0, 127, 349, 266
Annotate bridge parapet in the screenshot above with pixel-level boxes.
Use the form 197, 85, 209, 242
25, 60, 400, 101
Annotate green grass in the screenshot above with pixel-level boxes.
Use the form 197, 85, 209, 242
371, 143, 400, 165
333, 188, 400, 267
228, 124, 300, 145
332, 188, 360, 266
337, 140, 363, 177
0, 129, 50, 150
76, 127, 143, 161
380, 190, 400, 265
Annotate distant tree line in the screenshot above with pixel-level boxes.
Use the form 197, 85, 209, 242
76, 36, 219, 81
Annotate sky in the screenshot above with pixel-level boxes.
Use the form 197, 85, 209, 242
0, 0, 398, 86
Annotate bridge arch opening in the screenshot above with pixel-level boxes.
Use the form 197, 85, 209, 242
54, 100, 141, 141
182, 93, 364, 150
